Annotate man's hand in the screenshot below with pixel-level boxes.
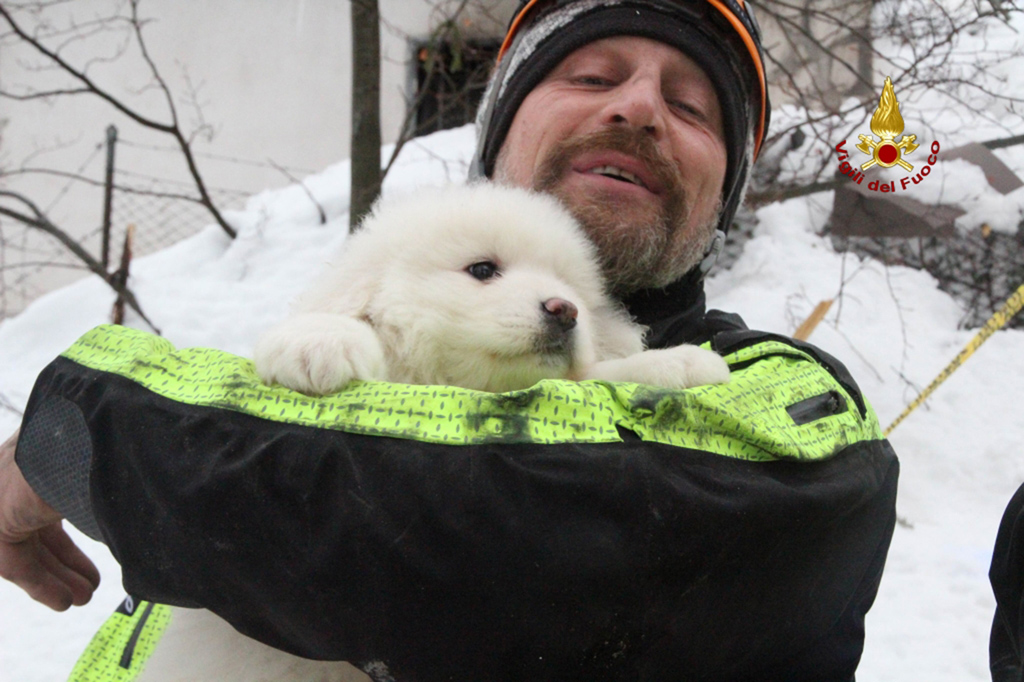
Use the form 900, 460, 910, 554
0, 429, 100, 610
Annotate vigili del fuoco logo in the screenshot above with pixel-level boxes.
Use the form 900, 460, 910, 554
835, 76, 941, 193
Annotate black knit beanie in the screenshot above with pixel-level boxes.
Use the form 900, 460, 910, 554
472, 0, 771, 269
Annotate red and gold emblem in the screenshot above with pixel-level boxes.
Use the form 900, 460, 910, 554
856, 77, 919, 172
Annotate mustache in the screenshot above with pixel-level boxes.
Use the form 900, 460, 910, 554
532, 127, 685, 205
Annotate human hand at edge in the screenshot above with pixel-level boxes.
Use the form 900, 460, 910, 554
0, 429, 100, 610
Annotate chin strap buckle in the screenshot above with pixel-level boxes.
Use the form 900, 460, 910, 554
698, 229, 726, 277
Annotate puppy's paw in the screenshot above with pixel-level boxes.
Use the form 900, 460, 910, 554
655, 345, 731, 388
253, 313, 387, 396
586, 344, 730, 389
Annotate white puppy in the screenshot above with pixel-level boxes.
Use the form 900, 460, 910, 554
254, 183, 729, 395
136, 184, 729, 682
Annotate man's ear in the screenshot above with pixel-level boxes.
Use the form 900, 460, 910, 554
698, 229, 726, 277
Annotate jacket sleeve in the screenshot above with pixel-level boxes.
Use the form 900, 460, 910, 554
990, 482, 1024, 681
16, 324, 898, 682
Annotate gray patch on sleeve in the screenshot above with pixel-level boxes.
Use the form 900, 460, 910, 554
15, 396, 102, 540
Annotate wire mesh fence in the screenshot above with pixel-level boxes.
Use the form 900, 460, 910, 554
101, 180, 249, 262
0, 127, 300, 322
0, 181, 248, 322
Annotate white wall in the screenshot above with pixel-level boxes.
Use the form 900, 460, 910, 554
0, 0, 515, 314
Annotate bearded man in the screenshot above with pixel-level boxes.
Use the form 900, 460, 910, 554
0, 2, 898, 681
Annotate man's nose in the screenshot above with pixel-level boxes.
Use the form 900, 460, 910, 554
602, 75, 665, 137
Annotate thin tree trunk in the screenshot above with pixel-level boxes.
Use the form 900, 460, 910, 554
350, 0, 382, 232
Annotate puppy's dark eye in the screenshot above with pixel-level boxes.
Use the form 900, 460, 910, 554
467, 261, 499, 281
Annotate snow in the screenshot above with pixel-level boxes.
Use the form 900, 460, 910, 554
0, 127, 474, 682
4, 21, 1024, 682
707, 191, 1024, 680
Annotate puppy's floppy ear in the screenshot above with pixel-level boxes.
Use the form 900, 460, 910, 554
291, 228, 384, 319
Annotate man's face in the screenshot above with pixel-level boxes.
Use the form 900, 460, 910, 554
494, 36, 727, 294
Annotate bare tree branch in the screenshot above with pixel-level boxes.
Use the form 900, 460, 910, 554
0, 3, 174, 132
0, 190, 160, 332
380, 0, 473, 180
0, 391, 23, 417
0, 0, 237, 238
1, 87, 91, 99
268, 160, 326, 225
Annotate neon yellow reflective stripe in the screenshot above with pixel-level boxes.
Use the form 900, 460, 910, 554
68, 600, 171, 682
612, 351, 882, 460
60, 325, 882, 461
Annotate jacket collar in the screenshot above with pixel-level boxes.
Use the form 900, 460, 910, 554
621, 271, 709, 348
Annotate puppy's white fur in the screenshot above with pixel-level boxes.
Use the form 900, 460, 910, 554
254, 183, 729, 395
138, 184, 729, 682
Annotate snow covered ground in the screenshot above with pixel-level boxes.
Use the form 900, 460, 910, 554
4, 12, 1024, 681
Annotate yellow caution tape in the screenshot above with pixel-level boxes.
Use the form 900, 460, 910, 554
885, 281, 1024, 436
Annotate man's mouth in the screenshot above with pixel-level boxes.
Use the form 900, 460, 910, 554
586, 165, 648, 190
534, 129, 679, 202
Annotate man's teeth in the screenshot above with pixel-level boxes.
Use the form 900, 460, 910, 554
589, 165, 644, 187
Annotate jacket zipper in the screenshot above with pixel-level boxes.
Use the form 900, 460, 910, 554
119, 601, 156, 669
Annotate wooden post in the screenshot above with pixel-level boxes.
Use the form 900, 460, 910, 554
350, 0, 382, 232
793, 299, 834, 341
101, 125, 118, 270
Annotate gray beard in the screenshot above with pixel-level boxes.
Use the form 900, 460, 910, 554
494, 129, 720, 296
544, 182, 719, 296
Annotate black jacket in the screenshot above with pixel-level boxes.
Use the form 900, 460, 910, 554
991, 482, 1024, 682
16, 277, 898, 682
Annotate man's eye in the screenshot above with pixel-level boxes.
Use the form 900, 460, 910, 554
467, 261, 499, 281
668, 99, 704, 119
574, 75, 612, 86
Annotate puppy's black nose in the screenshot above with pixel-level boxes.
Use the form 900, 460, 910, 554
542, 298, 578, 333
